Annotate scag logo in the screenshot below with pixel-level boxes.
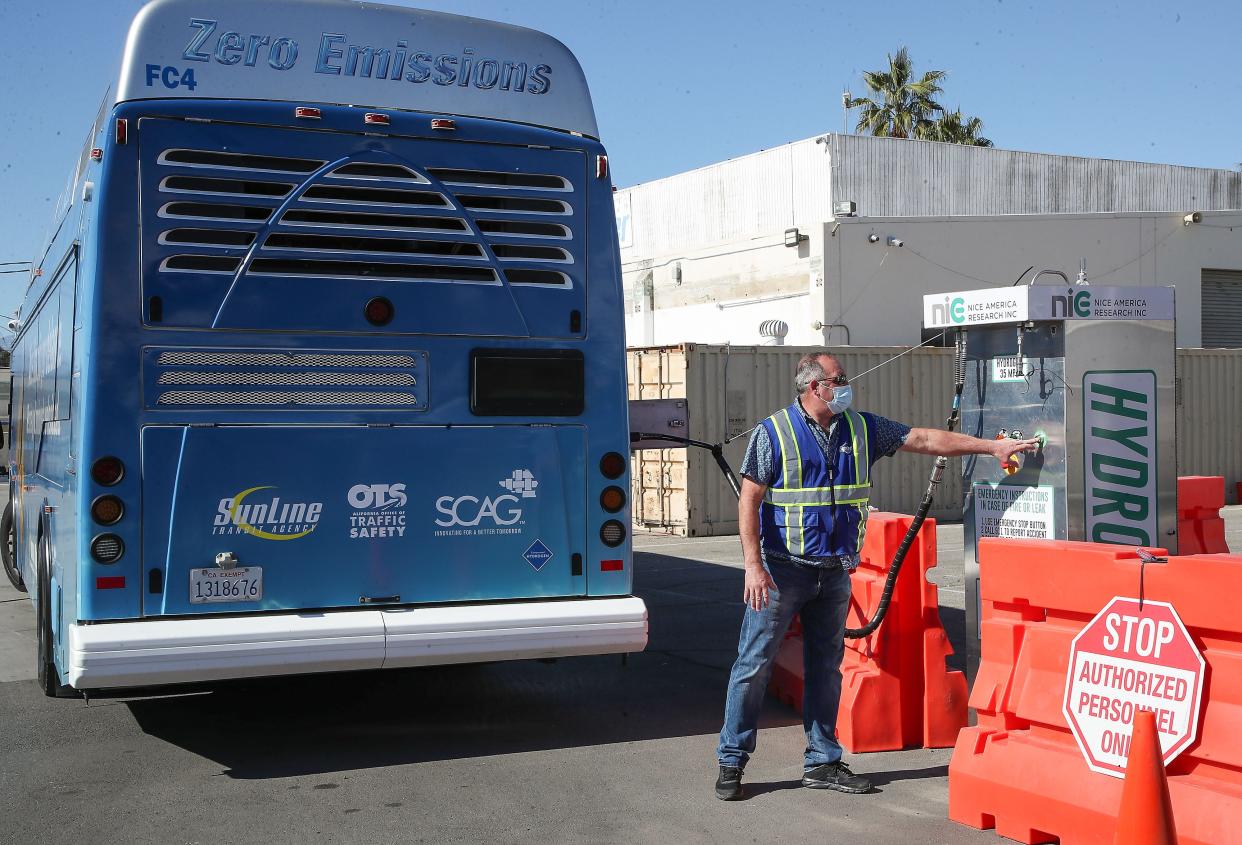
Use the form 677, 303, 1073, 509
347, 483, 407, 510
433, 470, 537, 535
435, 494, 522, 527
1053, 289, 1092, 318
499, 469, 539, 498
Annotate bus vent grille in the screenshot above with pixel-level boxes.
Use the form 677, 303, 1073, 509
157, 390, 417, 406
151, 141, 579, 295
158, 371, 416, 387
425, 168, 569, 190
156, 351, 417, 368
148, 347, 427, 411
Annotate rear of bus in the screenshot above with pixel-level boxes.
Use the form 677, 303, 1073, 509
63, 0, 645, 690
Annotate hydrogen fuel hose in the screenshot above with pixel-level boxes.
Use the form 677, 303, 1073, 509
843, 329, 966, 638
630, 328, 968, 640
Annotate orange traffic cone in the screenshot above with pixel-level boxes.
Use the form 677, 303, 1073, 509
1114, 709, 1178, 844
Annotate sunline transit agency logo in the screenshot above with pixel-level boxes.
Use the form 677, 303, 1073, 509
213, 486, 323, 540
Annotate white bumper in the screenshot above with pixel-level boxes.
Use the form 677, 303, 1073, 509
67, 596, 648, 689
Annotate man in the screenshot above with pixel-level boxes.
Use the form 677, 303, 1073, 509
715, 351, 1039, 800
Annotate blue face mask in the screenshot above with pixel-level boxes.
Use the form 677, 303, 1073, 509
819, 384, 853, 415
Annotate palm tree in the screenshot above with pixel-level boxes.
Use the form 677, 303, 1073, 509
846, 47, 945, 140
926, 108, 993, 147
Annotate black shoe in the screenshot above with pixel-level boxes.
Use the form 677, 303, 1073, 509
715, 765, 744, 800
801, 761, 872, 794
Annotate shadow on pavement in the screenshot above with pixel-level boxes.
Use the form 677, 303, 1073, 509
125, 549, 803, 779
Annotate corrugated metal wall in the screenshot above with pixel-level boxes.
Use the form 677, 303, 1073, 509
830, 135, 1242, 218
629, 346, 1242, 536
1177, 350, 1242, 502
616, 134, 1242, 261
628, 345, 965, 535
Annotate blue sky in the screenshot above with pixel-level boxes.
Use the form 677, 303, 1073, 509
1, 0, 1239, 320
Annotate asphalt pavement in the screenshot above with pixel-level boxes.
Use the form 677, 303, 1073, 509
1, 508, 1238, 845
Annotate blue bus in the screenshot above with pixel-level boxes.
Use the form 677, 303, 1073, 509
9, 0, 645, 696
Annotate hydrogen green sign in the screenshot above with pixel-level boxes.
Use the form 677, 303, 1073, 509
1083, 371, 1157, 546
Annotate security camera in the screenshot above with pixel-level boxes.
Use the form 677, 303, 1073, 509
867, 233, 879, 244
6, 320, 17, 332
886, 236, 904, 248
1183, 212, 1202, 226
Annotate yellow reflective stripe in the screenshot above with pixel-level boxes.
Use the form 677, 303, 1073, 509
787, 504, 804, 555
765, 490, 871, 502
766, 498, 870, 506
779, 408, 803, 488
845, 409, 871, 484
855, 504, 869, 552
769, 485, 871, 494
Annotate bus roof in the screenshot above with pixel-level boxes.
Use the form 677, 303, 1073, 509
116, 0, 599, 137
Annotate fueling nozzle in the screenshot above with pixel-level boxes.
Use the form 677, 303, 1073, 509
995, 429, 1020, 475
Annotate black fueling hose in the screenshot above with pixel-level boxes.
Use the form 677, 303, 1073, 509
843, 328, 966, 638
632, 328, 968, 640
628, 432, 742, 499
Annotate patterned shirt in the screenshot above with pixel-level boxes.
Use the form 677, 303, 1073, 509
740, 400, 912, 571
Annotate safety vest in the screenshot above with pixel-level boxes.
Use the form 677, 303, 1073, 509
758, 403, 872, 559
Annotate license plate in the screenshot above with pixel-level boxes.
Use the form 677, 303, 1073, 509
189, 567, 263, 604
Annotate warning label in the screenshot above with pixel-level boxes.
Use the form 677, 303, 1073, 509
991, 355, 1029, 382
1063, 598, 1205, 777
973, 483, 1055, 540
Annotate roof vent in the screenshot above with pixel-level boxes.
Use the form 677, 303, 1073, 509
758, 319, 789, 346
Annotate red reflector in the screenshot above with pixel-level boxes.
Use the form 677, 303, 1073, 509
364, 112, 390, 126
96, 576, 125, 590
295, 106, 322, 119
596, 155, 608, 180
90, 148, 103, 162
601, 559, 624, 572
431, 118, 456, 131
115, 118, 127, 145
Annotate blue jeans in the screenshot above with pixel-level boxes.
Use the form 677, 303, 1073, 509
717, 556, 851, 770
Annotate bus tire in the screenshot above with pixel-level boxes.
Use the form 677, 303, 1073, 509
36, 532, 75, 698
1, 500, 23, 591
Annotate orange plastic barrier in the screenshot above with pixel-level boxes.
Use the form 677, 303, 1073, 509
1178, 475, 1228, 555
949, 538, 1242, 845
768, 512, 968, 752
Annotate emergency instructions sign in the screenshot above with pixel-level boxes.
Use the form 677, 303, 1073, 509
972, 483, 1055, 541
1063, 597, 1205, 778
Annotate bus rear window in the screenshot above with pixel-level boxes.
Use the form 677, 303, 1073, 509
470, 350, 584, 417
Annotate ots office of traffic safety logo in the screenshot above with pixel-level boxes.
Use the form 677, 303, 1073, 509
347, 483, 408, 540
434, 469, 538, 537
213, 486, 323, 540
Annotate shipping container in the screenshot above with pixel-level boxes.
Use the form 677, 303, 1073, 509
628, 345, 1242, 536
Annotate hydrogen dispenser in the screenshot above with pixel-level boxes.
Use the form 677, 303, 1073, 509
922, 278, 1177, 680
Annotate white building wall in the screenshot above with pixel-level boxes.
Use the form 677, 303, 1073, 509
622, 211, 1242, 349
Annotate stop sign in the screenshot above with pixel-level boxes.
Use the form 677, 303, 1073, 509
1062, 597, 1205, 778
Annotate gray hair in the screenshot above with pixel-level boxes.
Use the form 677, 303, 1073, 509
794, 351, 839, 395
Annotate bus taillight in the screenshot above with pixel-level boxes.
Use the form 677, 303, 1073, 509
364, 112, 390, 126
600, 486, 626, 513
600, 520, 626, 548
90, 534, 124, 564
90, 457, 125, 486
295, 106, 322, 120
596, 155, 608, 179
115, 118, 127, 145
599, 452, 626, 479
431, 118, 456, 131
91, 495, 124, 526
364, 297, 394, 326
